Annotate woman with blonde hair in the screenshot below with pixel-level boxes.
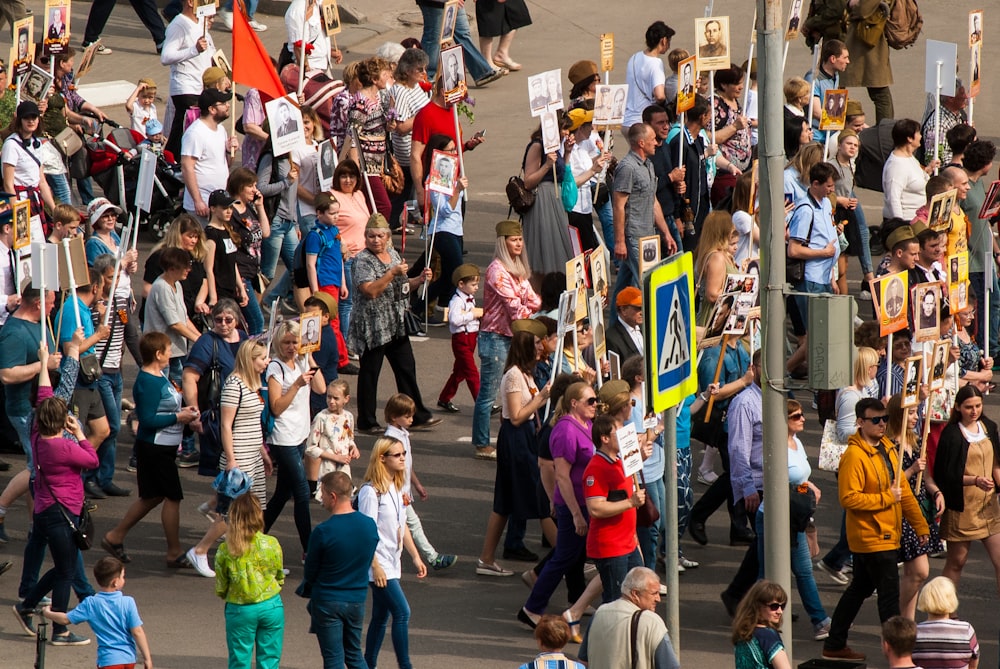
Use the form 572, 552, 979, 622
214, 493, 285, 669
732, 580, 792, 669
360, 437, 426, 669
144, 214, 209, 320
886, 394, 944, 619
783, 142, 824, 206
187, 340, 273, 578
262, 320, 322, 557
695, 210, 738, 327
913, 576, 980, 669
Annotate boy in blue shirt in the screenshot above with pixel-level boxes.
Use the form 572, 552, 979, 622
43, 557, 153, 668
305, 193, 354, 374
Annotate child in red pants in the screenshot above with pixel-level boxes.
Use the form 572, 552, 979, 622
438, 264, 481, 412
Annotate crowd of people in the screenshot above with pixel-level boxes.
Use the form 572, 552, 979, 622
0, 1, 993, 668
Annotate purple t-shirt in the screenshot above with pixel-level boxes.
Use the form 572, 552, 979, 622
549, 415, 595, 507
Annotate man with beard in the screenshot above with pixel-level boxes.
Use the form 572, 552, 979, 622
180, 88, 239, 219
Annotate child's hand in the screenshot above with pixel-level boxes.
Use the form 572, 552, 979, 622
350, 445, 361, 460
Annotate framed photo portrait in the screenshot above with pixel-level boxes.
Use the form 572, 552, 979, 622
317, 139, 337, 192
440, 45, 466, 104
913, 282, 941, 343
901, 355, 923, 408
695, 16, 730, 71
875, 271, 908, 336
819, 89, 847, 131
589, 247, 608, 302
557, 290, 577, 334
638, 235, 660, 277
785, 0, 804, 41
19, 64, 52, 104
440, 0, 460, 45
540, 108, 561, 154
12, 199, 30, 250
299, 310, 322, 354
969, 10, 983, 47
676, 55, 697, 114
427, 149, 457, 196
322, 0, 342, 36
265, 96, 305, 155
929, 339, 950, 391
43, 0, 70, 55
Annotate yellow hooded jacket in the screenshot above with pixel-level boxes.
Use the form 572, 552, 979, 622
839, 432, 929, 554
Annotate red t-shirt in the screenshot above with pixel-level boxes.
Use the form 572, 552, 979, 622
584, 451, 638, 559
411, 100, 462, 148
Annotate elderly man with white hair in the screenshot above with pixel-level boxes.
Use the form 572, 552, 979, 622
579, 567, 680, 669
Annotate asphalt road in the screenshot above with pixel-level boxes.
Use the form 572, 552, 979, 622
4, 1, 1000, 667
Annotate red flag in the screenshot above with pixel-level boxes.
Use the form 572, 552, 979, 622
231, 0, 284, 100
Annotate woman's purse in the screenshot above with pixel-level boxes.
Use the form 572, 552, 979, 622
381, 151, 405, 195
818, 419, 849, 472
560, 164, 578, 212
36, 460, 94, 551
635, 471, 660, 528
506, 174, 535, 216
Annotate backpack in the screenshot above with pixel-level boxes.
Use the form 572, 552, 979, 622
885, 0, 922, 50
292, 224, 337, 285
351, 482, 380, 511
260, 361, 285, 441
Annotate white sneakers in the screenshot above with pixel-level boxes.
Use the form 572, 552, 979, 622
216, 10, 267, 32
187, 548, 215, 578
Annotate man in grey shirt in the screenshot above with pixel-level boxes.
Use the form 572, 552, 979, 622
611, 122, 676, 306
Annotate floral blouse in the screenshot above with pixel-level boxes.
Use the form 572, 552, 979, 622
347, 93, 387, 175
329, 89, 353, 151
348, 247, 409, 353
713, 96, 752, 172
480, 259, 541, 338
214, 531, 284, 605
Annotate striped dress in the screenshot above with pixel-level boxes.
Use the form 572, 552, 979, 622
913, 618, 979, 669
219, 375, 267, 506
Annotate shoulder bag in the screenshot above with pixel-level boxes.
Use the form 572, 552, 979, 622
635, 471, 660, 528
818, 418, 850, 472
786, 202, 815, 284
381, 150, 405, 195
36, 457, 94, 550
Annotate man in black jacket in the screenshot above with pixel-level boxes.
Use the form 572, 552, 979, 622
606, 287, 644, 361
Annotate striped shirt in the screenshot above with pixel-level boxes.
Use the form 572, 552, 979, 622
388, 82, 429, 166
219, 375, 267, 505
913, 618, 979, 669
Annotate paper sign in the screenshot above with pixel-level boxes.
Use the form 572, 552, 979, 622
318, 139, 336, 192
948, 252, 969, 312
929, 339, 950, 391
195, 0, 216, 18
441, 44, 467, 105
638, 235, 660, 277
557, 290, 577, 334
19, 64, 53, 104
970, 42, 982, 98
427, 149, 457, 196
874, 271, 909, 336
322, 0, 342, 36
929, 188, 957, 232
676, 56, 696, 114
979, 180, 1000, 220
590, 246, 609, 302
600, 33, 614, 72
440, 0, 460, 45
10, 16, 34, 81
566, 254, 588, 322
30, 242, 58, 290
925, 40, 958, 97
135, 148, 157, 213
299, 310, 322, 354
211, 49, 232, 79
695, 16, 730, 71
528, 68, 563, 117
540, 108, 561, 154
75, 39, 100, 81
608, 351, 621, 380
617, 423, 643, 478
970, 10, 984, 47
819, 89, 847, 131
43, 0, 70, 56
12, 199, 30, 250
901, 355, 923, 408
785, 0, 804, 41
590, 293, 606, 360
265, 96, 305, 156
58, 236, 89, 289
14, 247, 30, 290
913, 282, 941, 343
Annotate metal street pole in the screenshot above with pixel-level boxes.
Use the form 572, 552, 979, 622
757, 0, 793, 661
661, 406, 679, 650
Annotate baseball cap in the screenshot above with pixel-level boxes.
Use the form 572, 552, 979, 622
208, 189, 236, 208
145, 119, 164, 136
16, 100, 39, 119
198, 87, 230, 113
616, 286, 643, 308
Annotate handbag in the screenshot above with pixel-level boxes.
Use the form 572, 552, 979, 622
36, 459, 94, 551
635, 471, 660, 528
381, 151, 405, 196
690, 402, 728, 450
505, 175, 535, 215
805, 521, 820, 558
57, 302, 102, 383
818, 419, 849, 472
403, 309, 425, 337
560, 164, 578, 212
790, 482, 817, 534
53, 127, 83, 159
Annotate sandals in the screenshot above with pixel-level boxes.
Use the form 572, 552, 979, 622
166, 554, 192, 569
562, 609, 583, 643
100, 537, 132, 564
474, 447, 497, 461
493, 56, 522, 71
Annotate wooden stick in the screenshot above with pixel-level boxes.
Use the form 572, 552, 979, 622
704, 334, 729, 420
916, 346, 933, 490
451, 105, 467, 203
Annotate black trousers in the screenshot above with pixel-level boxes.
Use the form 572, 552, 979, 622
689, 438, 751, 536
83, 0, 166, 47
166, 94, 198, 158
824, 549, 901, 651
356, 335, 433, 430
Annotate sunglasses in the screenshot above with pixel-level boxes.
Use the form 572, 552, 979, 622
766, 602, 787, 612
583, 397, 598, 405
863, 415, 888, 425
214, 316, 236, 324
384, 451, 407, 458
788, 412, 804, 420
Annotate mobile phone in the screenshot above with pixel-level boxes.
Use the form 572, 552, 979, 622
784, 193, 793, 207
310, 366, 320, 372
474, 129, 486, 139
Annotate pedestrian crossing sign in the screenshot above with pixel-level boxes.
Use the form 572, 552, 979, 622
643, 252, 697, 412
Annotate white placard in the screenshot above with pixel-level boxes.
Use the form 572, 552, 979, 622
925, 40, 958, 96
134, 148, 156, 213
318, 139, 336, 192
265, 96, 306, 157
30, 242, 58, 290
527, 68, 563, 117
617, 423, 642, 478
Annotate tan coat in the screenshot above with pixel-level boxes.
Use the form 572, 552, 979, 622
841, 0, 894, 88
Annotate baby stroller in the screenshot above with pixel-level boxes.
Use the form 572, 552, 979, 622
84, 119, 184, 240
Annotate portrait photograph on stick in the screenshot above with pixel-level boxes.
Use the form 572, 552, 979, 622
12, 199, 30, 250
427, 149, 458, 197
819, 89, 847, 131
10, 16, 33, 81
930, 339, 950, 391
874, 271, 909, 336
299, 310, 322, 353
19, 64, 52, 104
676, 55, 696, 113
322, 0, 342, 36
265, 96, 305, 155
441, 45, 466, 104
694, 16, 730, 71
43, 0, 70, 55
440, 0, 460, 45
913, 282, 941, 342
638, 234, 660, 276
901, 355, 923, 408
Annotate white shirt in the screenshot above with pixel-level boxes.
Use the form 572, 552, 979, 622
181, 119, 229, 211
623, 51, 665, 128
160, 14, 215, 97
130, 102, 158, 134
359, 483, 406, 580
732, 209, 756, 266
448, 290, 480, 334
385, 424, 413, 497
266, 357, 311, 445
2, 135, 42, 188
567, 141, 596, 214
285, 0, 331, 72
619, 315, 644, 355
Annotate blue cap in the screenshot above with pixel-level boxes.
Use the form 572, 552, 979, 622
145, 119, 163, 136
212, 468, 253, 498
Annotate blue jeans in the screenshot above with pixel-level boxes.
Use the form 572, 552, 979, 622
596, 199, 616, 268
46, 173, 71, 204
595, 548, 643, 604
21, 505, 83, 636
610, 236, 641, 314
18, 524, 94, 604
854, 205, 873, 275
637, 475, 665, 570
755, 509, 827, 625
224, 594, 283, 669
340, 256, 355, 339
971, 270, 1000, 355
420, 5, 494, 82
11, 413, 32, 468
241, 278, 265, 335
310, 599, 368, 669
77, 177, 94, 205
222, 0, 258, 16
525, 504, 588, 613
261, 215, 298, 281
677, 449, 694, 542
298, 211, 317, 238
471, 331, 510, 448
169, 356, 196, 456
88, 371, 122, 489
263, 442, 312, 552
822, 508, 852, 570
366, 578, 412, 669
